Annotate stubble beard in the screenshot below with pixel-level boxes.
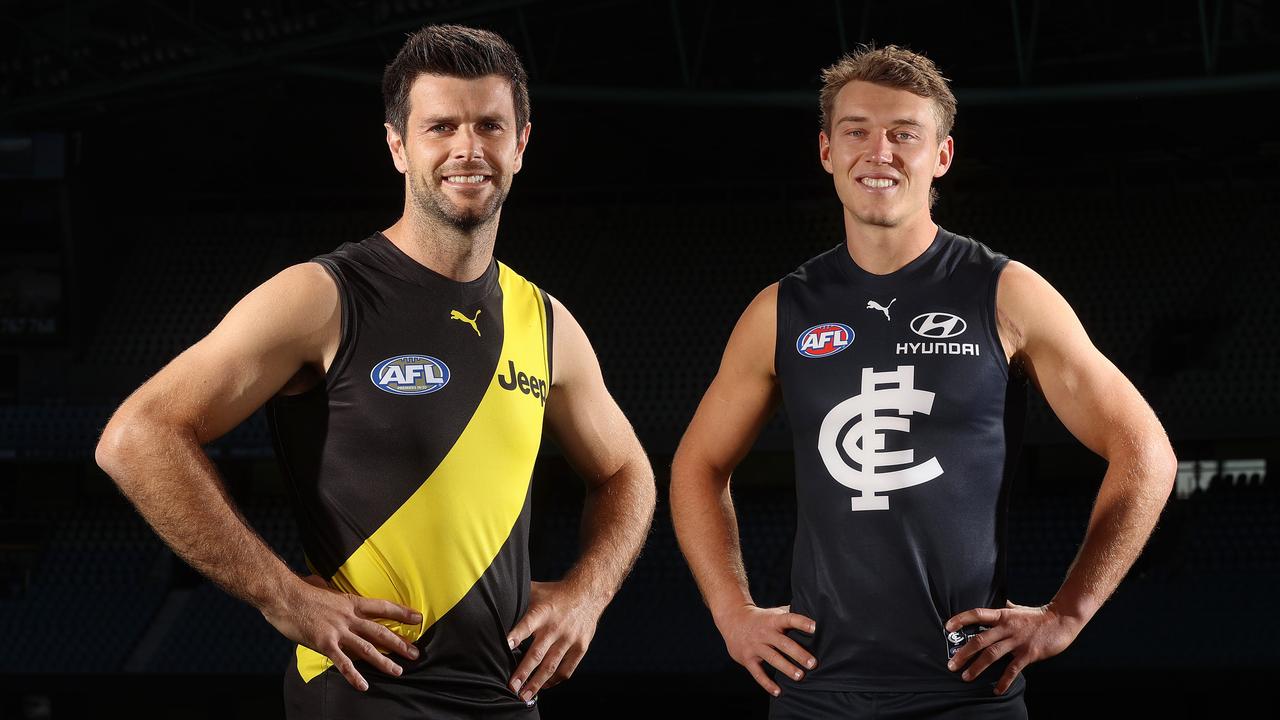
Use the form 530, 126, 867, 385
409, 171, 508, 233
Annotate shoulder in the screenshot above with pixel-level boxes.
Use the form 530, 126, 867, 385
740, 282, 779, 328
995, 260, 1079, 356
246, 262, 339, 325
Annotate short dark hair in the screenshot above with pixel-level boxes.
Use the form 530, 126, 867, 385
819, 44, 955, 141
382, 24, 530, 138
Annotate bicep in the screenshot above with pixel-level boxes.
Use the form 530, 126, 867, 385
674, 284, 780, 478
1002, 263, 1161, 460
543, 296, 643, 487
111, 263, 339, 444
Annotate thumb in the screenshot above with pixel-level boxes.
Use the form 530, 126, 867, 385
302, 574, 330, 590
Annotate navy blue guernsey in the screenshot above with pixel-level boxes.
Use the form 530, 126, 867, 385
774, 226, 1026, 692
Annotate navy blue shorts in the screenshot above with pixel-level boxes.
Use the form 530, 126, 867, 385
769, 675, 1027, 720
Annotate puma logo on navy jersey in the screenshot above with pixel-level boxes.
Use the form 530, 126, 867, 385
370, 355, 451, 395
866, 298, 896, 321
498, 360, 547, 406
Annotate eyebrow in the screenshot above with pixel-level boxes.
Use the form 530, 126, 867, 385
419, 115, 508, 127
835, 115, 926, 128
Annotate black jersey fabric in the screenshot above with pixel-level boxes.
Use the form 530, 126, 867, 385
268, 232, 552, 718
774, 226, 1026, 692
769, 674, 1027, 719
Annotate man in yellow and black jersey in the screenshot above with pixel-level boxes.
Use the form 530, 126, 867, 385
96, 25, 656, 719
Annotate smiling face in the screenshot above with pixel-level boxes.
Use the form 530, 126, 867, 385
385, 73, 530, 232
819, 80, 953, 230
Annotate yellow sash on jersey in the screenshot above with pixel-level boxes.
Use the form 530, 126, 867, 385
296, 263, 550, 682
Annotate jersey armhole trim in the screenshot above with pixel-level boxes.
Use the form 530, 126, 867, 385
985, 258, 1011, 381
539, 287, 554, 390
313, 257, 358, 393
772, 278, 788, 380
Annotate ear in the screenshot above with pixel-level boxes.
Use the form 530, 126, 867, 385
818, 130, 834, 175
933, 135, 954, 179
512, 121, 532, 175
385, 123, 408, 174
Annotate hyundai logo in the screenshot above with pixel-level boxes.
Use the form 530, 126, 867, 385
910, 313, 967, 339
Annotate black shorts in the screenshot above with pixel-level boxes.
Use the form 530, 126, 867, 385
769, 675, 1027, 720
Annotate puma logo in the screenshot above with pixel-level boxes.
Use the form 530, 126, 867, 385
866, 298, 897, 321
450, 309, 481, 336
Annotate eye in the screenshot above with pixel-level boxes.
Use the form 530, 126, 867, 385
845, 129, 865, 137
481, 122, 503, 132
895, 131, 918, 141
429, 124, 452, 133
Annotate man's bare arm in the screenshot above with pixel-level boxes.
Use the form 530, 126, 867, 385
947, 261, 1177, 694
670, 284, 817, 697
505, 295, 656, 703
95, 263, 421, 691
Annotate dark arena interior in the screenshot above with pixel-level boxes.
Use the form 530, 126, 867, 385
1, 1, 1278, 718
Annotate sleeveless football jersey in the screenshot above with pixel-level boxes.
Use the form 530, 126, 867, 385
774, 226, 1026, 692
268, 232, 552, 716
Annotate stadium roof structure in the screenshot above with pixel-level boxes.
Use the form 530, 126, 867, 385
2, 0, 1279, 123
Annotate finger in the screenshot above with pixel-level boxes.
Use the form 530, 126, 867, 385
946, 607, 1002, 632
519, 642, 568, 702
781, 613, 817, 635
995, 659, 1025, 695
327, 646, 370, 692
760, 646, 804, 682
343, 633, 404, 678
947, 626, 1010, 671
356, 619, 420, 661
509, 637, 553, 695
506, 608, 542, 652
960, 639, 1011, 681
543, 645, 586, 690
356, 597, 423, 626
772, 633, 817, 671
744, 658, 781, 697
1005, 600, 1017, 609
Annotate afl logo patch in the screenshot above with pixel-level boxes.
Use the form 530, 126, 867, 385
797, 323, 854, 358
910, 313, 967, 339
370, 355, 450, 395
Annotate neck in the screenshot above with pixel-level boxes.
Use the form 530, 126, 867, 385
842, 208, 937, 276
382, 205, 500, 282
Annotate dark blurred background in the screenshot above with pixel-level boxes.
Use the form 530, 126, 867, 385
1, 0, 1278, 718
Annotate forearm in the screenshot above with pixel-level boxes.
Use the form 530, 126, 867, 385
97, 414, 297, 613
670, 457, 754, 624
1051, 441, 1176, 626
561, 454, 655, 612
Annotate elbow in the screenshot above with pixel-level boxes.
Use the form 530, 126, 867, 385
1157, 442, 1178, 496
95, 409, 158, 484
95, 414, 134, 479
1134, 436, 1178, 502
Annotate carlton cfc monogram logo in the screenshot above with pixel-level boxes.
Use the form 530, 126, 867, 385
818, 365, 943, 511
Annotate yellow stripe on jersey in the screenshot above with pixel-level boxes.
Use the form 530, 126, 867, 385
297, 263, 550, 682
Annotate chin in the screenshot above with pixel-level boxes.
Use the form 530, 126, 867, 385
850, 208, 899, 228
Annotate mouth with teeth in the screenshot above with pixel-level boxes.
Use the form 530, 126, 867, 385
859, 176, 899, 189
442, 174, 492, 187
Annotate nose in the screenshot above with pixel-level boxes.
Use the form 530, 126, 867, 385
452, 125, 484, 161
867, 131, 893, 165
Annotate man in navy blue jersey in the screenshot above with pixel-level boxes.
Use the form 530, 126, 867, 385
671, 45, 1176, 719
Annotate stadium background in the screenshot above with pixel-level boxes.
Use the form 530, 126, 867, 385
1, 1, 1277, 717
